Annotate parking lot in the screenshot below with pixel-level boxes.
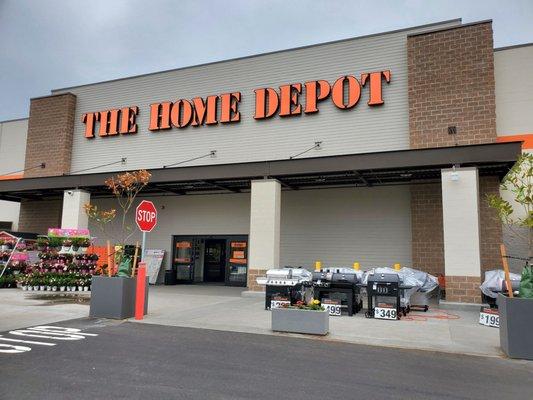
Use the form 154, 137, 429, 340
1, 318, 532, 400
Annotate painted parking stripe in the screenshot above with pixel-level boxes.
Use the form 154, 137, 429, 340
0, 336, 56, 346
29, 326, 98, 336
9, 330, 87, 340
0, 344, 31, 354
0, 325, 98, 354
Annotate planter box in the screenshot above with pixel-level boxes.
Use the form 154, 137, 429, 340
271, 308, 329, 335
90, 276, 148, 319
497, 294, 533, 360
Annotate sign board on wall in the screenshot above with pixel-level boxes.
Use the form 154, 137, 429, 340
144, 249, 165, 284
81, 71, 391, 138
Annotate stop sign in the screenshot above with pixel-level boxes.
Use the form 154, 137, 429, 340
135, 200, 157, 232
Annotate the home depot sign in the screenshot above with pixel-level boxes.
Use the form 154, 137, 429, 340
81, 70, 390, 138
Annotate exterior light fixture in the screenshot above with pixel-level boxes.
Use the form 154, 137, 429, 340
451, 165, 459, 181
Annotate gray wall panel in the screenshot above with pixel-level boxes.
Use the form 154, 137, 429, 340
0, 119, 28, 230
0, 119, 27, 175
280, 186, 412, 268
89, 186, 411, 281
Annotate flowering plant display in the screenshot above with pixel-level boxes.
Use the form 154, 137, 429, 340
36, 237, 49, 250
282, 299, 324, 311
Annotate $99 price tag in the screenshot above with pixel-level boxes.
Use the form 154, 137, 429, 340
374, 307, 397, 320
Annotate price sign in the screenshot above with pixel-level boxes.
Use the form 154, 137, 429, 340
374, 306, 397, 320
322, 299, 342, 316
270, 296, 290, 309
479, 308, 499, 328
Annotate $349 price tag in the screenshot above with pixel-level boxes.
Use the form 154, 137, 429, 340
374, 307, 397, 320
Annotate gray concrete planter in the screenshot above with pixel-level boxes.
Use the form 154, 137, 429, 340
89, 276, 148, 320
271, 308, 329, 335
497, 294, 533, 360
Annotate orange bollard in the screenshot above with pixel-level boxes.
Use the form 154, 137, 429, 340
135, 262, 147, 320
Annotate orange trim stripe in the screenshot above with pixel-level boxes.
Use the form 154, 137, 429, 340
496, 134, 533, 149
0, 174, 24, 181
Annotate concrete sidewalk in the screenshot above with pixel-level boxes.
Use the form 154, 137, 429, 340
0, 285, 504, 358
0, 289, 89, 331
132, 285, 503, 358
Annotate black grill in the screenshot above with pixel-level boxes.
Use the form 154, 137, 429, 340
365, 273, 401, 319
312, 268, 363, 316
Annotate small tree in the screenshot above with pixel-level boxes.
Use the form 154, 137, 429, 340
85, 170, 151, 273
488, 153, 533, 262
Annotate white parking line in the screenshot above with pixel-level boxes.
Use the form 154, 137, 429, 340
0, 336, 56, 346
0, 325, 98, 354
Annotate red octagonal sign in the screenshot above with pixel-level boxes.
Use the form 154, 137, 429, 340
136, 200, 157, 232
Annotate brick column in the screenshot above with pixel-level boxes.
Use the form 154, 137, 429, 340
408, 22, 502, 303
24, 93, 76, 177
411, 184, 444, 276
18, 199, 62, 234
411, 177, 502, 279
479, 176, 503, 272
17, 93, 76, 234
408, 21, 496, 148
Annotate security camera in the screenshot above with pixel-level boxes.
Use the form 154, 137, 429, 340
67, 190, 74, 196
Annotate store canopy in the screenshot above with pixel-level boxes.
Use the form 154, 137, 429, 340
0, 142, 522, 201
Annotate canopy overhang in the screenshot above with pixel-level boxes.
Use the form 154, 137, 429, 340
0, 142, 522, 202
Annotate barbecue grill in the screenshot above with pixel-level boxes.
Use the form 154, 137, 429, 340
365, 272, 401, 320
312, 268, 363, 316
256, 266, 313, 310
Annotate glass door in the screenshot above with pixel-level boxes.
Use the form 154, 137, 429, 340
226, 238, 248, 287
203, 239, 226, 282
172, 236, 198, 283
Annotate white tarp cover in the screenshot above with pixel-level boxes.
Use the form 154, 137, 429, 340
480, 269, 521, 298
362, 267, 439, 307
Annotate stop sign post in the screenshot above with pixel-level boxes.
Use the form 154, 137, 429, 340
135, 200, 158, 260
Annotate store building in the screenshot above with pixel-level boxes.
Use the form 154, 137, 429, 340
0, 19, 531, 303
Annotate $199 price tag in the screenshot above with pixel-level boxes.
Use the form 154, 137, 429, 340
479, 309, 499, 328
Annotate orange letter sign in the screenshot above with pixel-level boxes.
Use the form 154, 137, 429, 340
361, 70, 391, 106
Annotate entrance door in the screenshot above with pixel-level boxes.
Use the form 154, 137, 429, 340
203, 239, 226, 282
172, 237, 198, 283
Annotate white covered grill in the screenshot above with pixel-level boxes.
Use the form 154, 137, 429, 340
256, 267, 313, 309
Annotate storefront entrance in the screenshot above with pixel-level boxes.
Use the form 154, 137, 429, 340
204, 239, 226, 282
168, 235, 248, 287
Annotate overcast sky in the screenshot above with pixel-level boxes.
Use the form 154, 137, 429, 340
0, 0, 532, 121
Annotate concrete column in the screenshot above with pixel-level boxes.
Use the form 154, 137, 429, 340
441, 167, 482, 304
247, 179, 281, 291
61, 189, 90, 230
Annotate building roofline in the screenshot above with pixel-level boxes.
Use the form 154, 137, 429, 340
29, 92, 76, 102
495, 42, 533, 52
51, 18, 461, 93
407, 19, 491, 38
0, 117, 28, 124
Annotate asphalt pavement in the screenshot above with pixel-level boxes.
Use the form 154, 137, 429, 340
0, 318, 531, 400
